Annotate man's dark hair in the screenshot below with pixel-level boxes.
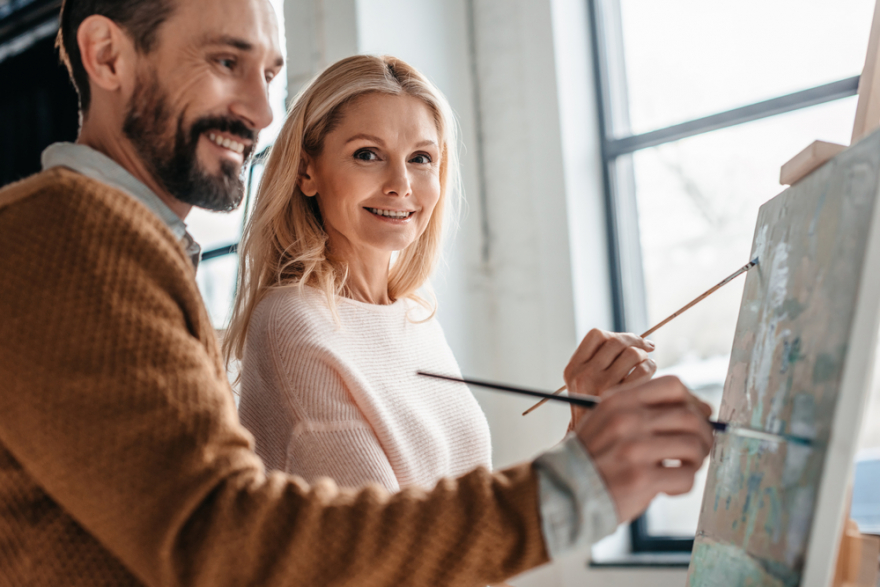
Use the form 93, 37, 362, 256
56, 0, 175, 112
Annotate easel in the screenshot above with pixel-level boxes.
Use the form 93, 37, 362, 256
833, 519, 879, 587
781, 2, 880, 584
780, 0, 880, 186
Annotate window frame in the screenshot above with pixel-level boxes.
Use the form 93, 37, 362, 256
586, 0, 861, 553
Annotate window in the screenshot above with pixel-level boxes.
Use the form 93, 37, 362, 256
588, 0, 875, 552
190, 0, 287, 328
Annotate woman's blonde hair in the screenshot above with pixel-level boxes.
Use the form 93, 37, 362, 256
223, 54, 461, 368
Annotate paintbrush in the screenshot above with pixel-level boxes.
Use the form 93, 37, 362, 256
521, 257, 760, 416
417, 371, 813, 446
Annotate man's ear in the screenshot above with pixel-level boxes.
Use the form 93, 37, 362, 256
299, 155, 319, 197
77, 15, 137, 96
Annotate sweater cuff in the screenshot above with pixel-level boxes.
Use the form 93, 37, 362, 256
533, 433, 620, 558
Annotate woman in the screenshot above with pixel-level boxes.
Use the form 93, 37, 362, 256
224, 55, 655, 492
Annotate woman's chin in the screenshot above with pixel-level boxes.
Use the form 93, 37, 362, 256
357, 234, 420, 254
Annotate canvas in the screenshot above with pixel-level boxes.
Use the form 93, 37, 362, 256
687, 129, 880, 587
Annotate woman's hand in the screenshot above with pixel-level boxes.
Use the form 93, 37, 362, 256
564, 329, 656, 431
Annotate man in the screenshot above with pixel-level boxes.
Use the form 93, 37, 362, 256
0, 0, 714, 585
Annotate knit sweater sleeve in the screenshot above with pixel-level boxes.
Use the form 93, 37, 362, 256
0, 172, 549, 586
239, 294, 400, 491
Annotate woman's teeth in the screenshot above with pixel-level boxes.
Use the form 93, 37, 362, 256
368, 208, 413, 219
208, 132, 245, 154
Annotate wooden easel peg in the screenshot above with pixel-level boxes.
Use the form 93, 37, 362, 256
780, 141, 847, 186
832, 519, 880, 587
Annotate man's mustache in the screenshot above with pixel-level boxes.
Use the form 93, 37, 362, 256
190, 116, 258, 159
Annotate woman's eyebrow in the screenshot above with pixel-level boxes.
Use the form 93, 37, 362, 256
345, 133, 384, 145
344, 134, 438, 149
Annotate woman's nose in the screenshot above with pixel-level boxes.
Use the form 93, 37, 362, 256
383, 160, 412, 197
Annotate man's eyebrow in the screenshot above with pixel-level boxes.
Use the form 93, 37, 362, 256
203, 35, 254, 52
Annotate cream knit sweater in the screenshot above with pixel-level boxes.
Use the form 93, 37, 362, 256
239, 286, 493, 492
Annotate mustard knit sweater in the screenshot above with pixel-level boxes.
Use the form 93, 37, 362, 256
0, 168, 549, 587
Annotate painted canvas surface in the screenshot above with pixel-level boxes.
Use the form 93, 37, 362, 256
687, 131, 880, 586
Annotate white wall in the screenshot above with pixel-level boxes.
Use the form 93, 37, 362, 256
282, 1, 686, 584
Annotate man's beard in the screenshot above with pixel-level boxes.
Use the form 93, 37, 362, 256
122, 71, 257, 212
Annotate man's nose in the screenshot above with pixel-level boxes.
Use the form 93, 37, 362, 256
230, 72, 274, 133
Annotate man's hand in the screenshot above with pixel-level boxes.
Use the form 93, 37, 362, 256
564, 329, 657, 430
574, 375, 713, 524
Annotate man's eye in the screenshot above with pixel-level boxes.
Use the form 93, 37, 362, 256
217, 58, 236, 70
410, 154, 432, 164
354, 149, 378, 161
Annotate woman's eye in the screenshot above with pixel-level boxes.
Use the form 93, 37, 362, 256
354, 149, 378, 161
410, 154, 432, 164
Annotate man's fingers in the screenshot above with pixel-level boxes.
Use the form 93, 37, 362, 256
643, 406, 715, 452
622, 375, 696, 407
651, 462, 701, 496
627, 434, 711, 468
694, 397, 713, 418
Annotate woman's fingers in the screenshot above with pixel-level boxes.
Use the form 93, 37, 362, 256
605, 347, 651, 385
563, 330, 656, 398
588, 333, 653, 372
622, 358, 656, 385
567, 330, 653, 373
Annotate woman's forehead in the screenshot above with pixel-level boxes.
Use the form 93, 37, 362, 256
330, 93, 442, 145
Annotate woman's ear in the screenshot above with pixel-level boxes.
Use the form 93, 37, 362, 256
299, 155, 318, 197
77, 15, 136, 96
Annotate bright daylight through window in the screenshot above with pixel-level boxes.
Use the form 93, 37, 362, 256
593, 0, 877, 550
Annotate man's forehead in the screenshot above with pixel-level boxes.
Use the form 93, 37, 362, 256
166, 0, 283, 59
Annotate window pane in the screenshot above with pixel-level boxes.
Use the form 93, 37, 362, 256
196, 255, 239, 328
860, 344, 880, 452
618, 0, 873, 135
187, 206, 246, 253
631, 96, 858, 536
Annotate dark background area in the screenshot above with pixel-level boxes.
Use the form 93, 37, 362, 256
0, 1, 77, 188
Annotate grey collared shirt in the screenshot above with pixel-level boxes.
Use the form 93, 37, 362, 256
534, 434, 620, 555
39, 142, 620, 559
41, 142, 201, 268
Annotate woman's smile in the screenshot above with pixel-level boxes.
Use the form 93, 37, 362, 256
364, 207, 417, 222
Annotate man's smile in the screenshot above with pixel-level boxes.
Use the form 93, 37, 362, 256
206, 131, 249, 155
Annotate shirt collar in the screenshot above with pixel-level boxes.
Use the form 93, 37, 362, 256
41, 142, 201, 267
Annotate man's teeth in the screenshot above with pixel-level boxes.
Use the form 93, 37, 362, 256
208, 132, 246, 154
368, 208, 413, 219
